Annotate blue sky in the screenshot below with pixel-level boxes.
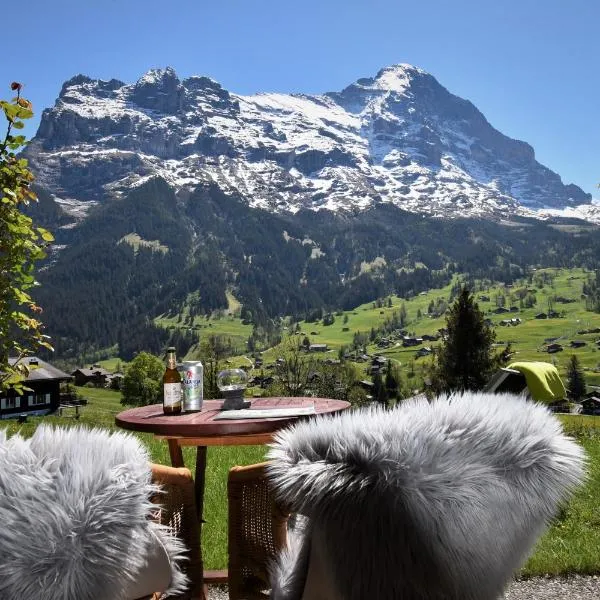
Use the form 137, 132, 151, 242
4, 0, 598, 197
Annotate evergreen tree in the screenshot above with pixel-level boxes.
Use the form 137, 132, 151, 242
384, 362, 398, 401
399, 303, 407, 327
566, 355, 586, 401
429, 287, 496, 394
373, 371, 388, 407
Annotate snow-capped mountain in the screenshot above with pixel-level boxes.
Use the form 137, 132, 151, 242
27, 64, 592, 222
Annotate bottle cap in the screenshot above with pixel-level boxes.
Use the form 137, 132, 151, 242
167, 346, 176, 352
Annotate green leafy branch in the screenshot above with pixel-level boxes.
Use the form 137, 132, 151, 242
1, 82, 54, 393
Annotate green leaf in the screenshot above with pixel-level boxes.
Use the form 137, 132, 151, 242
12, 121, 24, 130
38, 228, 54, 242
16, 107, 33, 120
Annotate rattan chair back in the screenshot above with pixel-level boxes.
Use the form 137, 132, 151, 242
228, 462, 289, 600
150, 463, 203, 600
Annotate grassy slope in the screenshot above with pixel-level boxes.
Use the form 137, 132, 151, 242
1, 386, 599, 574
260, 268, 600, 389
138, 268, 600, 391
523, 416, 600, 575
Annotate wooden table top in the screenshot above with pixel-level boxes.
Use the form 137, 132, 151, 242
115, 397, 350, 438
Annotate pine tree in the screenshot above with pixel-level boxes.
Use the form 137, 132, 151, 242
384, 362, 399, 402
566, 355, 586, 401
430, 287, 496, 394
373, 371, 388, 407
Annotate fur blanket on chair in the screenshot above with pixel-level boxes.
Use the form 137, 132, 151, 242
267, 392, 586, 600
0, 425, 187, 600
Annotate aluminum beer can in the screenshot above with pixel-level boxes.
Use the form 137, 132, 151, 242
180, 361, 204, 412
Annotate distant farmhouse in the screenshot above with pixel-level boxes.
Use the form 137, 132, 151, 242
581, 397, 600, 416
71, 365, 111, 387
402, 337, 423, 347
1, 357, 72, 420
308, 343, 328, 353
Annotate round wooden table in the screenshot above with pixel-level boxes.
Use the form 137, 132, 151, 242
115, 397, 350, 597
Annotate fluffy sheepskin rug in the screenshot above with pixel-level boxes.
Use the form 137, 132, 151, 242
267, 392, 586, 600
0, 425, 187, 600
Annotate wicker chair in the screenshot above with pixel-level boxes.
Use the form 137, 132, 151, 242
227, 462, 289, 600
150, 463, 204, 600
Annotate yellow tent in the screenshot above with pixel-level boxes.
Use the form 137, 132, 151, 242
507, 361, 566, 403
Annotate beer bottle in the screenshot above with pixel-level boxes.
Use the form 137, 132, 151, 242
163, 346, 182, 415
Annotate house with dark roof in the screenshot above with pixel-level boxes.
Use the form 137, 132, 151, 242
1, 357, 72, 419
71, 365, 111, 387
308, 343, 328, 353
581, 397, 600, 416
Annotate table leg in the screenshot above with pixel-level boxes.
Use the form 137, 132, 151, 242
195, 445, 208, 599
167, 439, 184, 467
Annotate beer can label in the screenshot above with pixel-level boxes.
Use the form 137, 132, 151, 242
181, 361, 203, 412
164, 383, 182, 407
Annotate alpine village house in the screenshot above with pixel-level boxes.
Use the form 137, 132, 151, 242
1, 357, 72, 420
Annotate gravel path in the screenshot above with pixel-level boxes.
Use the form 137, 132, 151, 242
503, 575, 600, 599
205, 575, 600, 599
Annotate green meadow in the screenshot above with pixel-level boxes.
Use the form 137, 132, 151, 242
254, 267, 600, 390
141, 267, 600, 392
155, 290, 253, 359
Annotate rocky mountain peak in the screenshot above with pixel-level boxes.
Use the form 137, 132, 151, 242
135, 66, 179, 86
132, 66, 184, 114
27, 63, 595, 223
371, 63, 425, 91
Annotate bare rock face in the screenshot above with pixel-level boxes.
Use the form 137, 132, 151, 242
27, 64, 592, 219
132, 67, 184, 114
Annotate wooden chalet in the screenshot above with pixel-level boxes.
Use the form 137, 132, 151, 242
416, 346, 433, 358
71, 365, 111, 387
308, 344, 328, 353
421, 334, 440, 341
580, 397, 600, 415
402, 337, 423, 347
1, 357, 72, 420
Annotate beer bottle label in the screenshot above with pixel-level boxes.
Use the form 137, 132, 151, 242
164, 383, 182, 407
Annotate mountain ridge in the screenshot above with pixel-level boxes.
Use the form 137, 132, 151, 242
26, 63, 596, 224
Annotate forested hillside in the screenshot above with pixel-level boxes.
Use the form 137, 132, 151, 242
32, 177, 600, 361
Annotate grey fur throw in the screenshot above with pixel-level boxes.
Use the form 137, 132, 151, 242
0, 425, 187, 600
267, 392, 586, 600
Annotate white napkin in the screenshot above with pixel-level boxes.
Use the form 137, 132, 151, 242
214, 406, 316, 420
